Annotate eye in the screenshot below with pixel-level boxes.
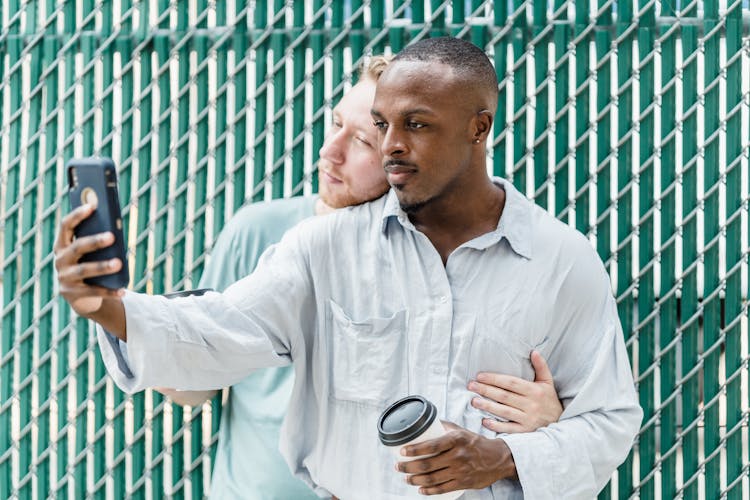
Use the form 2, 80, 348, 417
373, 120, 387, 131
355, 136, 372, 147
406, 121, 425, 130
332, 120, 342, 129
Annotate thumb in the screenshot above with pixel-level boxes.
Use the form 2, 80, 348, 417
531, 350, 554, 384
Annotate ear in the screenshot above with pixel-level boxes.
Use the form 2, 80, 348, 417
470, 109, 493, 144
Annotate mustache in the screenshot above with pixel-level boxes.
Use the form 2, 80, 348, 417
383, 159, 417, 169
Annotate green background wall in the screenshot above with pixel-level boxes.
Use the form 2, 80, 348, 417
1, 1, 748, 498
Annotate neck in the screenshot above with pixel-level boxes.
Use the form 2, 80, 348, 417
409, 174, 505, 265
314, 197, 335, 216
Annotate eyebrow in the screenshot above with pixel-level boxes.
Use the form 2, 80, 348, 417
370, 108, 437, 118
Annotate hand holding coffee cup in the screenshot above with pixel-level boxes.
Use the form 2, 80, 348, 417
378, 395, 465, 499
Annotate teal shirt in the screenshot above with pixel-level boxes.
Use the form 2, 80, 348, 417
200, 196, 319, 500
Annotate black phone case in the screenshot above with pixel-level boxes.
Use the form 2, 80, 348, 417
67, 157, 129, 289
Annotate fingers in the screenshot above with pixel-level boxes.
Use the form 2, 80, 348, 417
418, 479, 462, 496
468, 380, 525, 410
55, 232, 116, 270
57, 258, 122, 282
55, 204, 96, 252
471, 396, 525, 422
474, 372, 532, 395
405, 466, 454, 488
482, 418, 524, 434
400, 434, 453, 460
531, 350, 554, 383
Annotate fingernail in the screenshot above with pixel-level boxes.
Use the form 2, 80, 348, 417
400, 447, 408, 456
468, 381, 476, 390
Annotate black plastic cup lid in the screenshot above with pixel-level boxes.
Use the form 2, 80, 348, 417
378, 395, 437, 447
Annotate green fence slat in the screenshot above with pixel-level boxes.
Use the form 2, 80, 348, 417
552, 0, 568, 221
168, 1, 192, 492
331, 1, 345, 111
188, 7, 211, 497
491, 0, 508, 179
703, 3, 722, 497
192, 0, 210, 283
594, 0, 612, 266
680, 16, 700, 499
615, 0, 635, 494
350, 0, 365, 66
369, 0, 386, 54
291, 1, 305, 196
213, 0, 229, 237
1, 0, 22, 492
271, 0, 286, 200
574, 0, 590, 234
19, 1, 42, 498
76, 5, 97, 493
253, 0, 269, 202
724, 4, 744, 497
37, 4, 61, 494
532, 0, 548, 209
636, 22, 656, 500
658, 19, 678, 500
594, 4, 610, 485
208, 0, 230, 478
232, 7, 249, 209
408, 0, 425, 42
510, 0, 527, 192
54, 1, 78, 495
310, 0, 325, 193
93, 4, 116, 496
429, 0, 446, 39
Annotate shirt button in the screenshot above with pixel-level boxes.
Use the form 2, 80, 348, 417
439, 295, 448, 303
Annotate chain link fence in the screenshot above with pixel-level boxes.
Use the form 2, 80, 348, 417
1, 0, 749, 498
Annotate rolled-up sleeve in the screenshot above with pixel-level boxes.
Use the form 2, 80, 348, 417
96, 226, 314, 394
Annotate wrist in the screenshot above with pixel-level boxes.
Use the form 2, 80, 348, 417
493, 437, 518, 480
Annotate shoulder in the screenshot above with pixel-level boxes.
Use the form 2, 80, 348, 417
290, 193, 389, 243
225, 196, 317, 231
218, 196, 317, 243
526, 203, 612, 299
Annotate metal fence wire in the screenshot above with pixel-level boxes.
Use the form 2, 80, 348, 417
1, 0, 749, 498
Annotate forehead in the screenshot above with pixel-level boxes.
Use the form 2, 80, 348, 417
373, 61, 458, 112
335, 79, 377, 124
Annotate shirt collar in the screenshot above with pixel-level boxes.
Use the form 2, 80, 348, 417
380, 177, 533, 259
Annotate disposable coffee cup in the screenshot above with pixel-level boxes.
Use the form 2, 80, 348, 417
378, 395, 465, 500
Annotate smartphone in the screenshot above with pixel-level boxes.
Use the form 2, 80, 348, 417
162, 289, 214, 299
67, 157, 129, 289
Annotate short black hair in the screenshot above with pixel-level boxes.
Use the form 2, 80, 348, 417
393, 36, 498, 104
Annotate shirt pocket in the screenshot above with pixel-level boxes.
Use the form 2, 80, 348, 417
327, 299, 408, 408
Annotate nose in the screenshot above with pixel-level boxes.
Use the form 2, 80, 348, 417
380, 126, 407, 158
319, 128, 346, 165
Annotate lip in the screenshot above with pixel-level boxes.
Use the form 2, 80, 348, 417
322, 170, 343, 184
384, 165, 417, 184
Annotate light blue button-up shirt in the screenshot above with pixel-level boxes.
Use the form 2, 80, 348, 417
98, 178, 642, 499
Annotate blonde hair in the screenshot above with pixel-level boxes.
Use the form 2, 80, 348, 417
359, 54, 393, 82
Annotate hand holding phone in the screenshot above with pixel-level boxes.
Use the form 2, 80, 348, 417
66, 157, 129, 289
